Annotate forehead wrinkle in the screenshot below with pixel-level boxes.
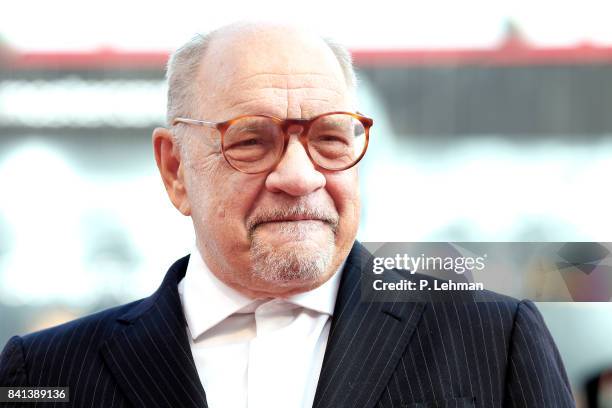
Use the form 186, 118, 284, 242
226, 96, 288, 117
230, 72, 345, 95
225, 97, 343, 120
264, 87, 344, 99
286, 76, 345, 95
225, 87, 343, 113
227, 86, 344, 104
238, 72, 336, 82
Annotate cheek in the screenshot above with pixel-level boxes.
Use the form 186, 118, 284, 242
213, 177, 262, 222
188, 162, 265, 238
324, 170, 360, 219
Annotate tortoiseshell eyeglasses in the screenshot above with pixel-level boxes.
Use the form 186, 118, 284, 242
172, 111, 373, 174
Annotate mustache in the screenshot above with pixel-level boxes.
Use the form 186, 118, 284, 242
246, 206, 339, 234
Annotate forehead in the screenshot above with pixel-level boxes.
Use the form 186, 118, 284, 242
196, 28, 350, 120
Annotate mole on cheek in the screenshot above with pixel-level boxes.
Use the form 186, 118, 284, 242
216, 207, 226, 218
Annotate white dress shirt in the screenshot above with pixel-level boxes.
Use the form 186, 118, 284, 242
177, 247, 344, 408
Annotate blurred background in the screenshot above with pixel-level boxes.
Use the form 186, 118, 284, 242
1, 0, 612, 406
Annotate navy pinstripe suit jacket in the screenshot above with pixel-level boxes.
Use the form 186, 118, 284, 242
0, 241, 575, 407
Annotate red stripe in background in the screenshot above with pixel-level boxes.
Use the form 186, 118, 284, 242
3, 49, 169, 70
3, 42, 612, 70
353, 43, 612, 67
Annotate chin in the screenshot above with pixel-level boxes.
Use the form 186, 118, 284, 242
249, 233, 335, 289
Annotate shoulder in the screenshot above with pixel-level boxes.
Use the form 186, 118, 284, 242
6, 254, 191, 357
23, 299, 144, 348
0, 298, 145, 382
408, 272, 544, 338
351, 240, 534, 329
0, 255, 190, 387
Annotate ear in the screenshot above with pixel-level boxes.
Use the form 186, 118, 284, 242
152, 127, 191, 216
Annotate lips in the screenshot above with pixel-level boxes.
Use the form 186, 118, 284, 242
263, 216, 322, 223
246, 209, 339, 236
256, 218, 326, 229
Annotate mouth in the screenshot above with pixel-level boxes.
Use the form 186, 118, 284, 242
247, 209, 339, 239
250, 219, 331, 243
254, 218, 328, 233
247, 217, 338, 242
261, 216, 324, 224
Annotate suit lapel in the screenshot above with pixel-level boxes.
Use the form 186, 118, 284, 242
313, 242, 426, 408
100, 255, 208, 408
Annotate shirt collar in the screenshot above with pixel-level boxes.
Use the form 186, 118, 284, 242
285, 259, 344, 316
178, 245, 345, 341
178, 247, 253, 340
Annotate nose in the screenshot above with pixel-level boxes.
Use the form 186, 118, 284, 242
265, 136, 326, 196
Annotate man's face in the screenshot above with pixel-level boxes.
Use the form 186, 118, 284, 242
179, 27, 360, 297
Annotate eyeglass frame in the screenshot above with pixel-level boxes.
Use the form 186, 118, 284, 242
172, 111, 373, 174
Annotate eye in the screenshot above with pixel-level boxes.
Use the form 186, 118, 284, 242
226, 134, 272, 150
313, 134, 350, 145
235, 138, 262, 147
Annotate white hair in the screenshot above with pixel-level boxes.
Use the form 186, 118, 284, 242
165, 26, 358, 149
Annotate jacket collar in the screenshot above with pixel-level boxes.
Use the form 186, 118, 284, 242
100, 255, 209, 408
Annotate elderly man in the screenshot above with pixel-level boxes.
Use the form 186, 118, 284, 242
0, 23, 574, 408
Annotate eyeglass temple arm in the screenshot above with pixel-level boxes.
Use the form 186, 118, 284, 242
172, 118, 218, 128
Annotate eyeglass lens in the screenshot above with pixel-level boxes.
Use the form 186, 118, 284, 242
222, 114, 367, 173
